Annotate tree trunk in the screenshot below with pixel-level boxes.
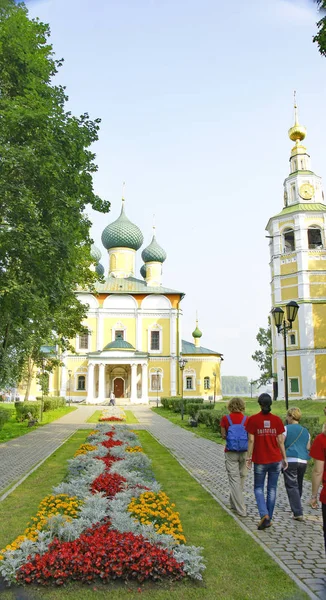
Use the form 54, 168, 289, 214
24, 356, 34, 402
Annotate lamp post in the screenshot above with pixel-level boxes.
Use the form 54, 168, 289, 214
272, 300, 299, 410
249, 379, 255, 399
213, 371, 217, 405
178, 356, 188, 420
68, 370, 72, 406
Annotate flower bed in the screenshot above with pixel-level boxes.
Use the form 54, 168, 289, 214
0, 424, 205, 587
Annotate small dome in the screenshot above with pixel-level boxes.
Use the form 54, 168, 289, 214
140, 264, 147, 279
95, 262, 105, 276
101, 203, 143, 251
192, 324, 202, 339
288, 124, 306, 143
91, 244, 102, 262
141, 235, 167, 263
103, 339, 135, 351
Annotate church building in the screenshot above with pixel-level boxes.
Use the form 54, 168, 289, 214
266, 100, 326, 399
21, 197, 223, 404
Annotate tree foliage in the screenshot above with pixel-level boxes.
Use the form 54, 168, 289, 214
251, 318, 272, 386
0, 0, 110, 387
313, 0, 326, 56
221, 376, 251, 395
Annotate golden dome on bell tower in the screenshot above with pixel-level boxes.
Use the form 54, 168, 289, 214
288, 91, 307, 143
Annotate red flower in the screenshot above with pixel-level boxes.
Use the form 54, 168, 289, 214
90, 472, 126, 497
17, 523, 185, 586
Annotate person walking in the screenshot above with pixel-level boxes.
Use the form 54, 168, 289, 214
283, 407, 310, 521
245, 393, 287, 530
109, 391, 115, 406
220, 397, 248, 518
309, 424, 326, 552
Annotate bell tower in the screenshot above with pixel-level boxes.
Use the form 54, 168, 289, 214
266, 96, 326, 399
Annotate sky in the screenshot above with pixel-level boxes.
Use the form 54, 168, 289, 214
24, 0, 326, 379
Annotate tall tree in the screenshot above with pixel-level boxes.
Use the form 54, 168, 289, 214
252, 318, 272, 386
0, 0, 110, 387
313, 1, 326, 56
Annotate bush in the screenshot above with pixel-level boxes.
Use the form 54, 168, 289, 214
161, 397, 180, 410
15, 402, 40, 422
0, 408, 10, 430
161, 397, 205, 412
205, 408, 228, 433
36, 396, 66, 412
197, 406, 215, 425
185, 402, 204, 418
300, 416, 321, 442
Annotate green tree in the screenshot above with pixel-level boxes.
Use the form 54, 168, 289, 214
313, 1, 326, 56
252, 318, 272, 386
0, 0, 110, 388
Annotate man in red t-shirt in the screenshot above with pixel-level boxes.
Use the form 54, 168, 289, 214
309, 430, 326, 551
245, 394, 287, 530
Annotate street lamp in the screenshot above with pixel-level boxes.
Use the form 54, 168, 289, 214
249, 379, 255, 399
213, 371, 217, 405
68, 370, 72, 406
178, 356, 188, 420
272, 300, 299, 410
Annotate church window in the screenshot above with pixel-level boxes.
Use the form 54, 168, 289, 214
301, 159, 305, 170
150, 373, 162, 391
77, 375, 86, 391
204, 376, 210, 390
289, 378, 299, 394
308, 227, 323, 249
291, 185, 296, 202
186, 376, 194, 390
79, 334, 89, 350
150, 331, 160, 351
283, 229, 295, 253
115, 330, 124, 340
288, 333, 296, 346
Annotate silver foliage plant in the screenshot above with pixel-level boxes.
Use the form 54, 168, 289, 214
0, 423, 205, 584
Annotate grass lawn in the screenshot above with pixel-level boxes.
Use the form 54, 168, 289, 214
152, 407, 225, 444
0, 404, 77, 444
0, 430, 89, 551
0, 431, 308, 600
87, 409, 139, 424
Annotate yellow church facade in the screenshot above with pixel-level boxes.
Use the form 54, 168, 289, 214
21, 199, 222, 404
266, 100, 326, 399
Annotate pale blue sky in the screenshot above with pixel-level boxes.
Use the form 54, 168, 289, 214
26, 0, 326, 378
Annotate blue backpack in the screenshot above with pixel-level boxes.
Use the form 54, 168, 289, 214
226, 415, 248, 452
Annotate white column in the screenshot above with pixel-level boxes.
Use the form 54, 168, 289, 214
98, 363, 105, 402
60, 360, 67, 397
97, 312, 104, 351
86, 363, 95, 403
131, 363, 137, 401
170, 310, 177, 355
170, 358, 176, 396
136, 309, 142, 350
141, 363, 148, 403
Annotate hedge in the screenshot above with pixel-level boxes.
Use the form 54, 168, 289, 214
36, 396, 66, 412
161, 397, 205, 413
185, 402, 205, 418
15, 402, 40, 422
0, 408, 10, 430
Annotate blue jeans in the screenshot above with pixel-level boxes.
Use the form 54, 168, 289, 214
254, 462, 282, 519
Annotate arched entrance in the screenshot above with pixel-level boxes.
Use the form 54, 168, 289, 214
114, 377, 125, 398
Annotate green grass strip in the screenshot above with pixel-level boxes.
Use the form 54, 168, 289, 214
3, 431, 309, 600
0, 405, 77, 444
0, 430, 89, 550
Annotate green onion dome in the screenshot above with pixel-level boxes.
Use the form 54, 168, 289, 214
101, 203, 144, 251
192, 324, 202, 339
104, 339, 135, 350
141, 235, 167, 263
140, 264, 147, 279
91, 244, 102, 262
95, 262, 104, 276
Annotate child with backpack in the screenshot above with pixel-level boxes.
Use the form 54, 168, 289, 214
220, 397, 248, 518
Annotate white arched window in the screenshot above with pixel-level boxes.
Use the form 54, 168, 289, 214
148, 324, 162, 353
204, 376, 211, 390
184, 368, 196, 391
112, 321, 127, 342
283, 228, 295, 253
77, 375, 86, 391
308, 226, 323, 250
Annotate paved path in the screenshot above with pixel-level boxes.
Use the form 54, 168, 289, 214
130, 406, 326, 600
0, 405, 97, 495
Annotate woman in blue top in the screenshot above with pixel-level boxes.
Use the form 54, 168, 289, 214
283, 407, 310, 521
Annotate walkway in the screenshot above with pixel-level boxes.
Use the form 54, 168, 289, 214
131, 406, 326, 600
0, 405, 96, 495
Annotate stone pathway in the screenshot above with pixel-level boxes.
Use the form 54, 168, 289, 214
130, 406, 326, 600
0, 405, 97, 495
